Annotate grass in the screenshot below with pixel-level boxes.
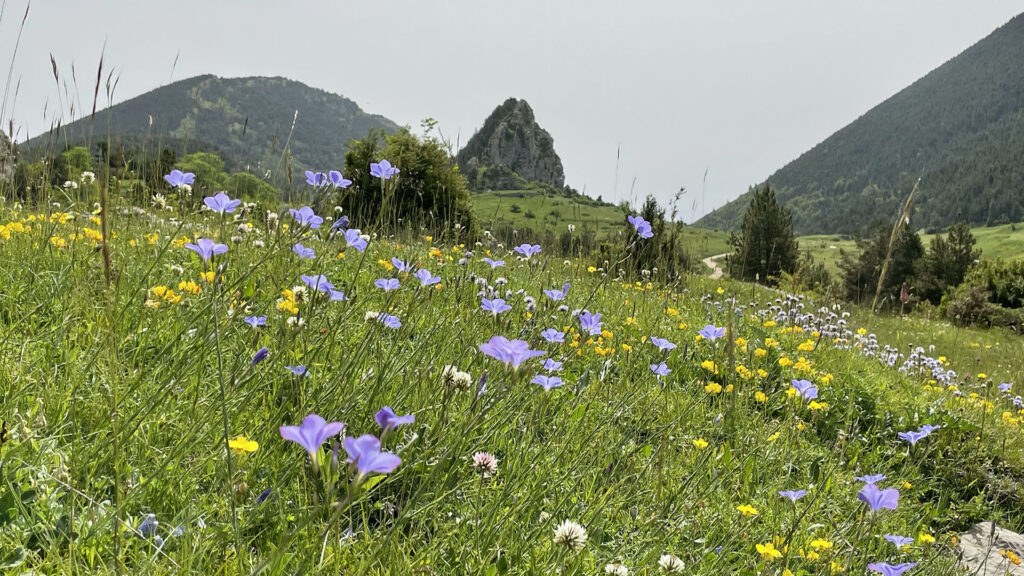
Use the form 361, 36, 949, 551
474, 190, 732, 259
0, 183, 1022, 574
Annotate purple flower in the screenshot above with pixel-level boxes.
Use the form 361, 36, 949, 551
285, 365, 307, 377
414, 269, 440, 286
203, 192, 241, 214
650, 336, 676, 352
779, 489, 807, 502
255, 487, 272, 504
897, 430, 928, 445
289, 206, 324, 229
867, 562, 917, 576
293, 243, 316, 259
378, 313, 401, 329
164, 169, 195, 188
918, 424, 942, 434
481, 298, 512, 315
514, 244, 542, 258
331, 216, 351, 231
344, 434, 401, 475
544, 283, 570, 301
542, 359, 563, 372
251, 346, 270, 366
884, 535, 914, 548
858, 483, 899, 512
305, 171, 328, 186
184, 238, 229, 260
579, 310, 602, 336
541, 329, 565, 343
532, 374, 564, 391
791, 379, 819, 400
698, 324, 726, 340
375, 407, 415, 431
998, 382, 1012, 393
370, 159, 399, 180
375, 278, 400, 292
301, 274, 334, 292
330, 290, 349, 302
137, 514, 159, 537
856, 474, 887, 485
391, 257, 412, 272
344, 229, 368, 252
244, 315, 267, 328
280, 414, 345, 459
650, 362, 671, 377
328, 170, 352, 188
483, 258, 505, 268
628, 214, 654, 239
479, 335, 546, 369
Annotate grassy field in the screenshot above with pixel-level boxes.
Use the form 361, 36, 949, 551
0, 181, 1022, 574
474, 190, 732, 259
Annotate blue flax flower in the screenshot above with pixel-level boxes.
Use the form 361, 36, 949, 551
280, 414, 345, 460
650, 362, 671, 377
184, 238, 228, 261
375, 407, 415, 431
344, 434, 401, 475
544, 283, 570, 301
884, 535, 914, 547
370, 160, 399, 179
289, 206, 323, 229
514, 243, 541, 258
293, 243, 315, 259
791, 379, 819, 400
329, 170, 352, 188
858, 483, 899, 512
301, 274, 334, 292
698, 324, 727, 340
779, 489, 807, 502
541, 329, 565, 343
391, 257, 412, 272
481, 298, 512, 315
305, 171, 328, 186
532, 374, 564, 391
344, 229, 368, 252
867, 562, 917, 576
414, 269, 440, 286
628, 214, 654, 239
483, 258, 505, 268
244, 315, 267, 328
650, 336, 676, 352
579, 310, 602, 336
164, 169, 195, 188
203, 192, 241, 214
375, 278, 400, 292
479, 336, 546, 369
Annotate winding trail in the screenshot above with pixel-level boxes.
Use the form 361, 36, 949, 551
702, 253, 729, 279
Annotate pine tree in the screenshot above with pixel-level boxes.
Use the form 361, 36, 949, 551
728, 186, 798, 285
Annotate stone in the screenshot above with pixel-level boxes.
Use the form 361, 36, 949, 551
958, 521, 1024, 575
457, 98, 565, 188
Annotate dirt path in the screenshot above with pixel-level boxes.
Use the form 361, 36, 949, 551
702, 253, 729, 279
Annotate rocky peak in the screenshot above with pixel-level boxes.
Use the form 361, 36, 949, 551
457, 98, 565, 188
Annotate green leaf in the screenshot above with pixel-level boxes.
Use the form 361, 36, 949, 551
0, 546, 26, 569
361, 475, 386, 492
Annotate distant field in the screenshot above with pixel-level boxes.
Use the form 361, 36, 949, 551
921, 222, 1024, 261
473, 190, 732, 258
797, 234, 858, 274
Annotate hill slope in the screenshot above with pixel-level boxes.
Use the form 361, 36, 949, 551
26, 75, 399, 181
698, 12, 1024, 235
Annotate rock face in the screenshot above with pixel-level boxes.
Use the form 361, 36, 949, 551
457, 98, 564, 188
958, 522, 1024, 575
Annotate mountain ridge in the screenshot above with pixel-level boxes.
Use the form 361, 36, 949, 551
697, 12, 1024, 235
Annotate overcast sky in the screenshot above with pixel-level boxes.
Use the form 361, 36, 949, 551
2, 1, 1020, 220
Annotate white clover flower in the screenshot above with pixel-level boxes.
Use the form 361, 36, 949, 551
291, 286, 309, 303
539, 511, 551, 523
658, 554, 684, 573
471, 452, 498, 476
169, 265, 184, 275
552, 520, 588, 552
286, 316, 305, 329
605, 563, 629, 576
252, 240, 265, 248
152, 194, 168, 209
80, 171, 96, 184
364, 311, 381, 322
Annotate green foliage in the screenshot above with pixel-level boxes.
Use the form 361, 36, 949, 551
917, 222, 980, 305
225, 172, 278, 204
698, 14, 1024, 234
342, 128, 478, 237
840, 222, 924, 305
728, 186, 798, 285
52, 147, 93, 185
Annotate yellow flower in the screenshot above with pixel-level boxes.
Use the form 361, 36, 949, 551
587, 266, 596, 273
700, 360, 718, 373
229, 435, 259, 455
735, 337, 747, 347
764, 320, 776, 328
49, 236, 68, 249
146, 233, 159, 245
177, 281, 201, 295
798, 339, 815, 352
704, 382, 722, 394
767, 432, 780, 441
424, 235, 432, 243
830, 561, 845, 572
783, 570, 795, 576
756, 542, 781, 560
665, 307, 679, 316
201, 271, 216, 283
810, 539, 833, 551
755, 391, 768, 403
716, 287, 725, 294
918, 533, 935, 544
977, 373, 987, 379
778, 357, 794, 367
808, 401, 827, 411
736, 504, 759, 516
692, 438, 708, 449
621, 343, 632, 352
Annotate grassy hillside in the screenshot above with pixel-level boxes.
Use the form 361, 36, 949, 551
795, 223, 1024, 277
698, 12, 1024, 234
1, 191, 1023, 574
476, 190, 732, 258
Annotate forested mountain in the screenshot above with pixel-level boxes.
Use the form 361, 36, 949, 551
25, 75, 399, 183
698, 12, 1024, 235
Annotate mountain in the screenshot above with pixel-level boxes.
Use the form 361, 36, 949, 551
697, 12, 1024, 235
26, 75, 399, 180
457, 98, 565, 189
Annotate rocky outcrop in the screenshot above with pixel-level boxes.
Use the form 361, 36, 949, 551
958, 522, 1024, 575
457, 98, 564, 188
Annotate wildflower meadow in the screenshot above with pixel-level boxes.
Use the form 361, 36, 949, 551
1, 169, 1023, 575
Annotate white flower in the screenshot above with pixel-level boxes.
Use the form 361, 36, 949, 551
180, 184, 192, 195
286, 316, 305, 328
80, 171, 96, 184
169, 265, 184, 275
364, 311, 381, 322
539, 511, 551, 523
605, 563, 629, 576
291, 286, 309, 303
152, 194, 168, 209
552, 519, 588, 552
441, 365, 473, 392
252, 240, 265, 248
658, 554, 684, 573
567, 224, 576, 232
471, 452, 498, 476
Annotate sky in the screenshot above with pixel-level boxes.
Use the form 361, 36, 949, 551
1, 0, 1020, 221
